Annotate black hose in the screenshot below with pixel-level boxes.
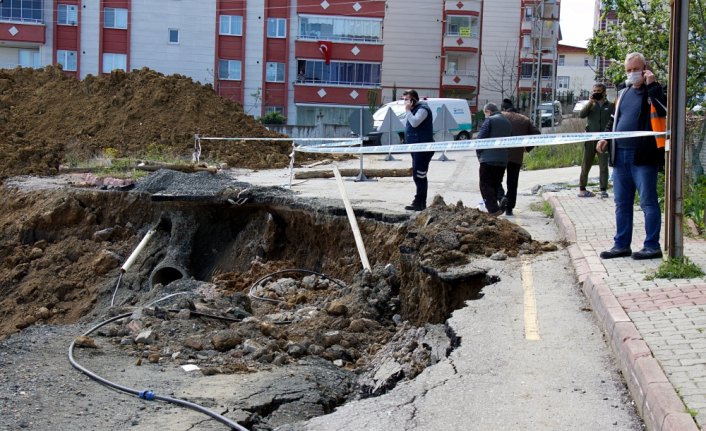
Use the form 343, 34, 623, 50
68, 313, 249, 431
248, 268, 347, 304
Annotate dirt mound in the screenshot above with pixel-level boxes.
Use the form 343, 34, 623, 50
0, 66, 320, 180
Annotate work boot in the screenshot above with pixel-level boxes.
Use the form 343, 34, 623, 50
499, 197, 508, 212
404, 201, 426, 211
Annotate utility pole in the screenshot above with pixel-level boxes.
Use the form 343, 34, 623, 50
665, 0, 689, 258
529, 0, 545, 127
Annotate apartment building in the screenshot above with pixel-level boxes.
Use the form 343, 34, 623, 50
0, 0, 556, 126
556, 43, 595, 100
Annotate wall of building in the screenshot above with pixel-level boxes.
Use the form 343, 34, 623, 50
557, 49, 595, 99
242, 0, 265, 116
79, 1, 100, 77
477, 0, 521, 106
131, 0, 216, 84
380, 0, 443, 103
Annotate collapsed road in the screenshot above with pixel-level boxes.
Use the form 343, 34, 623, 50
0, 163, 643, 430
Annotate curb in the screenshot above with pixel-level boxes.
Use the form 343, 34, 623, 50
545, 194, 698, 431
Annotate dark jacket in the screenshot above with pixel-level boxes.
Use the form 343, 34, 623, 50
605, 81, 666, 166
476, 112, 512, 166
580, 99, 614, 133
405, 102, 434, 144
501, 111, 540, 164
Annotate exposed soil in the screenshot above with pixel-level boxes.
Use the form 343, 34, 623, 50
0, 66, 330, 181
0, 68, 560, 430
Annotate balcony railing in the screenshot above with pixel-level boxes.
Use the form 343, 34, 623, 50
295, 77, 380, 87
442, 70, 478, 87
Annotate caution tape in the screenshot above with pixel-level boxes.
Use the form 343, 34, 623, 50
294, 131, 668, 154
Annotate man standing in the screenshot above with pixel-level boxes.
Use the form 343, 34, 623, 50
476, 103, 512, 216
578, 83, 614, 198
402, 89, 435, 211
596, 52, 667, 260
501, 99, 540, 216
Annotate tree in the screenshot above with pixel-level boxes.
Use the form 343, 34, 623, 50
588, 0, 706, 107
480, 42, 519, 102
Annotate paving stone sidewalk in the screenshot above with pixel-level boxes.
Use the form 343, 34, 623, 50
547, 190, 706, 431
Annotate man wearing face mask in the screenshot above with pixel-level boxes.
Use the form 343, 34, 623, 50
596, 52, 667, 260
578, 83, 614, 198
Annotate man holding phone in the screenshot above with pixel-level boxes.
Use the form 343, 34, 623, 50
578, 83, 613, 198
596, 52, 667, 260
402, 89, 435, 211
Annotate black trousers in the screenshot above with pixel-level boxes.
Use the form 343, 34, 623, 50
505, 161, 521, 211
411, 151, 435, 204
479, 163, 506, 213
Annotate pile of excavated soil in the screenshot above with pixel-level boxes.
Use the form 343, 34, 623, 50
0, 66, 328, 181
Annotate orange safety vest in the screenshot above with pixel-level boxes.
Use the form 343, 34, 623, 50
649, 98, 667, 149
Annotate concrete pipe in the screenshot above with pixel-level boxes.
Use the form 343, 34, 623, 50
149, 211, 197, 289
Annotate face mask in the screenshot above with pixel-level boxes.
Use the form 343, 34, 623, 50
592, 92, 604, 101
626, 71, 643, 85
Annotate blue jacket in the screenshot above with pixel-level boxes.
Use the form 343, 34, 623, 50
405, 102, 434, 144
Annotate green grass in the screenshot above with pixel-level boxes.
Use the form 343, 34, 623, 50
646, 256, 705, 280
524, 142, 584, 170
529, 200, 554, 218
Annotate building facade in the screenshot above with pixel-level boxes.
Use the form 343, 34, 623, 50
556, 43, 595, 101
0, 0, 559, 126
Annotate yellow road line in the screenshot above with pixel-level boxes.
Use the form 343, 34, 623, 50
522, 257, 541, 341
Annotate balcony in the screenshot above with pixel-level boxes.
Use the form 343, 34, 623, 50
0, 21, 45, 47
443, 34, 479, 51
442, 70, 478, 88
444, 0, 481, 15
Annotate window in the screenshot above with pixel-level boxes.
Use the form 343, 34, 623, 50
102, 53, 126, 73
558, 55, 565, 66
104, 7, 127, 29
218, 59, 242, 80
299, 15, 382, 43
266, 62, 285, 82
558, 76, 570, 89
267, 18, 286, 38
524, 7, 533, 19
446, 16, 475, 37
57, 50, 77, 71
219, 15, 243, 36
168, 29, 179, 44
19, 49, 40, 68
296, 59, 381, 86
0, 0, 43, 22
58, 4, 78, 25
265, 106, 284, 115
584, 57, 590, 66
521, 63, 533, 78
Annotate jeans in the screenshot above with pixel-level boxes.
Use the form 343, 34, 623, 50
612, 147, 661, 250
411, 151, 435, 204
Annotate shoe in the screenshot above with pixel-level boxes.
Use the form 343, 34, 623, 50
632, 248, 663, 260
488, 209, 503, 217
600, 191, 609, 199
404, 202, 426, 211
499, 197, 508, 211
599, 247, 632, 259
505, 209, 513, 216
578, 190, 595, 198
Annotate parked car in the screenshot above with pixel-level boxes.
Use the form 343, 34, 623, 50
573, 100, 590, 115
533, 101, 562, 127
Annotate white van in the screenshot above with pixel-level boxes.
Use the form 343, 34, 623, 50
372, 98, 473, 140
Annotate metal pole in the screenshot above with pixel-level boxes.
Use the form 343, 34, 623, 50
665, 0, 689, 258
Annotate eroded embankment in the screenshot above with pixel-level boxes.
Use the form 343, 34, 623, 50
0, 169, 553, 429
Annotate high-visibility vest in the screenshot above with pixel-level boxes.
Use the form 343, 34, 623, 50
649, 98, 667, 149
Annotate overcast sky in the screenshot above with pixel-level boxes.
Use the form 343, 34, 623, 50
559, 0, 596, 48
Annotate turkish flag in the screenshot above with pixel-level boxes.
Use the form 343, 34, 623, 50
318, 41, 332, 64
